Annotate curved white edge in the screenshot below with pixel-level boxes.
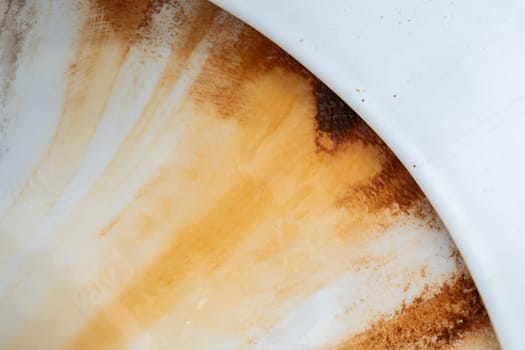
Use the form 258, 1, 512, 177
210, 1, 525, 348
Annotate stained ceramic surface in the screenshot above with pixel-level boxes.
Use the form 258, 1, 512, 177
0, 1, 499, 349
210, 1, 525, 348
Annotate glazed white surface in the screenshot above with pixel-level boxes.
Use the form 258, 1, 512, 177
210, 0, 525, 348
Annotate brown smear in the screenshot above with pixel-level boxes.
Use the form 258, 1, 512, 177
331, 275, 496, 350
64, 11, 389, 347
337, 146, 425, 215
312, 79, 424, 216
188, 11, 425, 217
189, 16, 311, 120
314, 81, 359, 152
317, 105, 424, 216
65, 67, 377, 350
92, 0, 153, 42
67, 178, 272, 350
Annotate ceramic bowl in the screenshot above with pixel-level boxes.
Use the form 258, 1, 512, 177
0, 1, 501, 349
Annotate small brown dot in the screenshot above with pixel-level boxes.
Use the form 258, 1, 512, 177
412, 164, 416, 168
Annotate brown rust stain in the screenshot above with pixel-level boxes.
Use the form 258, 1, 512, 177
338, 147, 426, 215
313, 80, 359, 153
66, 65, 385, 349
331, 275, 496, 350
63, 10, 392, 346
187, 12, 426, 218
189, 19, 311, 119
312, 78, 426, 217
91, 0, 152, 42
68, 178, 272, 349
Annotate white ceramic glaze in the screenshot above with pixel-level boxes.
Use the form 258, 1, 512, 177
210, 0, 525, 348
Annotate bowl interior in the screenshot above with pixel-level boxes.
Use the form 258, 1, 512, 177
0, 0, 499, 349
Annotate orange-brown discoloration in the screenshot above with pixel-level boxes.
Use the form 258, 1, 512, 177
66, 62, 387, 349
92, 0, 153, 42
330, 275, 497, 350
